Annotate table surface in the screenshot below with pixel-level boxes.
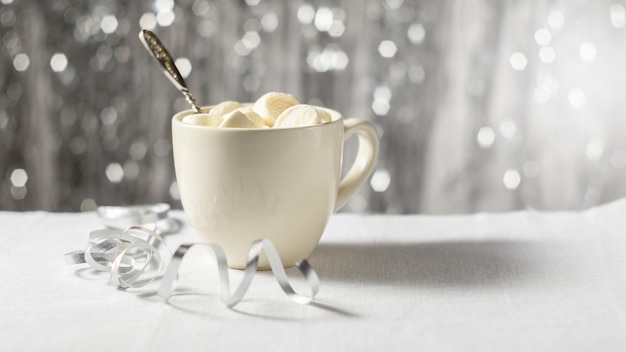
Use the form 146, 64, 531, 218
1, 200, 626, 352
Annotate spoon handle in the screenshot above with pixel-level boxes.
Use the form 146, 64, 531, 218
139, 29, 202, 113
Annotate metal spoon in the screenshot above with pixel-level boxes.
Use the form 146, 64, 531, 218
138, 29, 202, 113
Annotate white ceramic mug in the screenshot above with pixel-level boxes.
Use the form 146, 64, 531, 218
172, 106, 379, 268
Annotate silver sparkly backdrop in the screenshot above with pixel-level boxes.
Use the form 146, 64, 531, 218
2, 0, 626, 213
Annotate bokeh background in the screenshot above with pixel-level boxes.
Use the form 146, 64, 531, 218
2, 0, 626, 213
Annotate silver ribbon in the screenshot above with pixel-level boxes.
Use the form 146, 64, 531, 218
65, 205, 320, 306
65, 225, 169, 288
158, 240, 320, 306
97, 203, 181, 235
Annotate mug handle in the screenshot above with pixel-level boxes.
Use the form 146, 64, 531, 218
334, 118, 380, 211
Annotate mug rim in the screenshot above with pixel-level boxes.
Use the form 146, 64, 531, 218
172, 105, 343, 132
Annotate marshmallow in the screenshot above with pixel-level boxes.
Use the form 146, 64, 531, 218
317, 108, 332, 123
182, 113, 223, 126
235, 106, 267, 128
209, 100, 243, 116
181, 93, 331, 129
252, 92, 300, 127
218, 111, 257, 128
274, 104, 323, 128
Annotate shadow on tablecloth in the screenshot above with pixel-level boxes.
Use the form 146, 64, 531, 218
310, 239, 563, 288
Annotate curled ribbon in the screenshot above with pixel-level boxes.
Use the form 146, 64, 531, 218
158, 240, 320, 306
65, 226, 168, 288
97, 203, 181, 235
65, 205, 320, 307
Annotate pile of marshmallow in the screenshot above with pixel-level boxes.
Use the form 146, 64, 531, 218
182, 92, 332, 129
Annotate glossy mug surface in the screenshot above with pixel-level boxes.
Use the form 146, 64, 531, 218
172, 106, 379, 268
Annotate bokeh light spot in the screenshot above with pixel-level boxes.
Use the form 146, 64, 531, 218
139, 12, 157, 30
100, 14, 118, 34
156, 10, 175, 27
261, 11, 278, 32
503, 169, 521, 190
548, 10, 564, 30
378, 40, 398, 58
534, 28, 551, 46
105, 163, 124, 183
579, 42, 596, 62
80, 198, 97, 212
538, 46, 556, 63
477, 126, 495, 148
510, 52, 527, 70
371, 168, 391, 192
169, 181, 180, 200
10, 168, 28, 187
13, 53, 30, 71
586, 139, 604, 160
297, 4, 315, 24
610, 4, 626, 28
50, 53, 68, 72
174, 57, 192, 78
407, 23, 425, 44
315, 7, 333, 32
568, 88, 586, 109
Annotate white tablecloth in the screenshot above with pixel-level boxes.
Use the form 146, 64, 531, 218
1, 200, 626, 351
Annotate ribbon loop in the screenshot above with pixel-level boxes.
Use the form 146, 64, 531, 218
157, 239, 320, 307
65, 205, 320, 307
71, 225, 169, 288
